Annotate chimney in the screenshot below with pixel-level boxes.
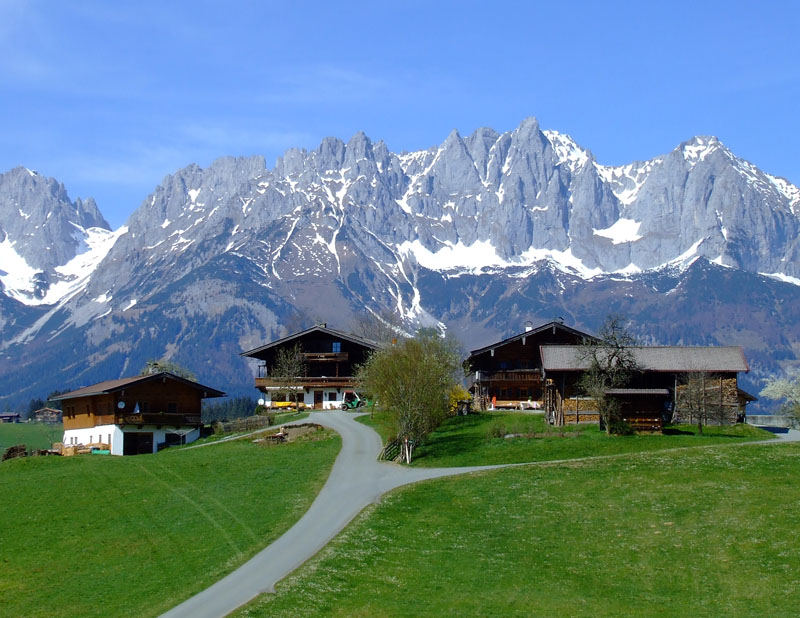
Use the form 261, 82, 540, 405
524, 320, 533, 332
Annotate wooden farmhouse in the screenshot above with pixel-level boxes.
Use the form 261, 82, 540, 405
540, 345, 755, 431
50, 372, 225, 455
31, 407, 63, 424
466, 321, 596, 410
241, 324, 379, 410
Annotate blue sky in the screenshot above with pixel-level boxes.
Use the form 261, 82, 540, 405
2, 0, 799, 228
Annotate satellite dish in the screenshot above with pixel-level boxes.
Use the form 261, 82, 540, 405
257, 398, 265, 406
117, 401, 125, 409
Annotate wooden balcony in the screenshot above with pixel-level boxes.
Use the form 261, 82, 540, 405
473, 370, 543, 383
303, 352, 349, 362
255, 376, 356, 390
119, 413, 202, 427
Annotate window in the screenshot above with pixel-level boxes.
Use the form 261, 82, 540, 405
332, 341, 341, 353
328, 392, 337, 401
167, 402, 177, 414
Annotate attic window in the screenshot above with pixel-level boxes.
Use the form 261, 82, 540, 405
332, 342, 341, 353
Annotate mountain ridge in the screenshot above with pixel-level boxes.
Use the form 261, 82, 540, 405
1, 117, 799, 410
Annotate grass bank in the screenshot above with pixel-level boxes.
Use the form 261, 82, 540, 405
240, 441, 800, 616
0, 429, 340, 617
362, 411, 772, 467
0, 422, 63, 451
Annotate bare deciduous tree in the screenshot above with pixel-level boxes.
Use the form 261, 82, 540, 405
141, 359, 196, 381
270, 343, 306, 405
578, 315, 639, 434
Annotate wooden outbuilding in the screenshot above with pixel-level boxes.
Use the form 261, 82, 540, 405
540, 345, 752, 429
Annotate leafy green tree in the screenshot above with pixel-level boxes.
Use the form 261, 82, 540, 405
357, 328, 462, 463
760, 373, 800, 421
140, 359, 196, 381
578, 315, 639, 434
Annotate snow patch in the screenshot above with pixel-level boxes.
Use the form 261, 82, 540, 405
397, 239, 604, 279
593, 218, 643, 244
188, 188, 201, 203
760, 272, 800, 287
0, 237, 40, 299
0, 225, 125, 306
123, 299, 138, 311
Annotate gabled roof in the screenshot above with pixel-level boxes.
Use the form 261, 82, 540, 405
241, 324, 381, 358
468, 321, 596, 357
50, 372, 225, 402
540, 345, 749, 373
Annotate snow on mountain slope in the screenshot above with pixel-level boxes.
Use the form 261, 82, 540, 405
1, 224, 123, 306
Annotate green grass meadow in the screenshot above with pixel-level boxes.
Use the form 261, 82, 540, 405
241, 442, 800, 616
0, 430, 340, 617
0, 422, 63, 451
361, 411, 774, 467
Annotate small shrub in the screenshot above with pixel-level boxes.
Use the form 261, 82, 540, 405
449, 385, 473, 415
488, 423, 507, 439
609, 419, 634, 435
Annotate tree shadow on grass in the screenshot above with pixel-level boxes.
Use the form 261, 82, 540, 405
662, 428, 694, 436
413, 434, 486, 463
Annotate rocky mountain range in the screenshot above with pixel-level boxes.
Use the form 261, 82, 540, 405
1, 117, 799, 410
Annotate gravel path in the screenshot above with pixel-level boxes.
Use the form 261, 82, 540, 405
162, 414, 800, 618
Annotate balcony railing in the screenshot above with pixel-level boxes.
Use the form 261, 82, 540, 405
255, 376, 356, 389
120, 413, 202, 426
302, 352, 349, 362
473, 370, 543, 383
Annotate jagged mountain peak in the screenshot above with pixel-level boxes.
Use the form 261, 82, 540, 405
677, 135, 727, 167
2, 117, 800, 412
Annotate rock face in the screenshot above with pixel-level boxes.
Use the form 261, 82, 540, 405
0, 118, 799, 409
0, 167, 112, 303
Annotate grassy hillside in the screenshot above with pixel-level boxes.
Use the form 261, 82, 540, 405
241, 442, 800, 616
0, 422, 63, 451
360, 411, 774, 467
0, 430, 340, 617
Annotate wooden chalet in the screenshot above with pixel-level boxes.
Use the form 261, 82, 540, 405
466, 321, 595, 410
50, 372, 225, 455
241, 324, 379, 410
31, 407, 63, 424
0, 412, 21, 423
540, 345, 753, 431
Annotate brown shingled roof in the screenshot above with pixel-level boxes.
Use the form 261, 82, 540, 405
50, 372, 225, 401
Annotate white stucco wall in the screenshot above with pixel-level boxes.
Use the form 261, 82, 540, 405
63, 424, 201, 455
264, 389, 345, 410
